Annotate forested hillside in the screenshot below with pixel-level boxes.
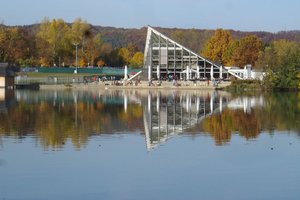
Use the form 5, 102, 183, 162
1, 18, 300, 69
16, 23, 300, 52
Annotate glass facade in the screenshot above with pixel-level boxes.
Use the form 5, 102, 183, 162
144, 27, 231, 81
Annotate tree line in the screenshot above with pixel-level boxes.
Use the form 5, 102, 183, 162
0, 18, 299, 88
0, 18, 144, 68
202, 29, 300, 89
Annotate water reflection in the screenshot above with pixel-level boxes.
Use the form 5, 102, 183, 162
0, 89, 16, 113
143, 91, 231, 150
201, 93, 300, 145
1, 90, 145, 149
0, 89, 299, 150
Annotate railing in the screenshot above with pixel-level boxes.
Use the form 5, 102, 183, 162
37, 67, 140, 75
15, 76, 85, 85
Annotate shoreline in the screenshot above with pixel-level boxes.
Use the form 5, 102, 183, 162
39, 80, 231, 90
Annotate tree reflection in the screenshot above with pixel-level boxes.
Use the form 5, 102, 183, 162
0, 90, 299, 150
201, 93, 300, 145
201, 109, 261, 145
0, 90, 144, 149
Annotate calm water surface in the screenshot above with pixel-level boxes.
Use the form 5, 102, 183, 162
0, 89, 300, 200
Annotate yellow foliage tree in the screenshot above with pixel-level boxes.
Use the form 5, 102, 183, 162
37, 18, 71, 66
39, 57, 49, 67
70, 18, 91, 45
79, 58, 86, 67
118, 47, 130, 65
85, 33, 103, 66
129, 52, 144, 67
202, 29, 233, 65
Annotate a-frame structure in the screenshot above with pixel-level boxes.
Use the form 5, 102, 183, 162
144, 26, 242, 81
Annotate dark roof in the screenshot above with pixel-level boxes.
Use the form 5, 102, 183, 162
0, 63, 15, 76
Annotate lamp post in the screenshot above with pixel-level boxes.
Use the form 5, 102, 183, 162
73, 43, 79, 74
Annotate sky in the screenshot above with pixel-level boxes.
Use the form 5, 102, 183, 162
1, 0, 300, 32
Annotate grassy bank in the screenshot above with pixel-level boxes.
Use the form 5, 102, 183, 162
224, 79, 263, 93
224, 79, 300, 93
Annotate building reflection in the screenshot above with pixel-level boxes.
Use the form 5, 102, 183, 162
0, 89, 15, 113
227, 96, 265, 113
1, 89, 295, 150
143, 91, 232, 150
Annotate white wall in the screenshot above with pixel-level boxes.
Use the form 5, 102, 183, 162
0, 88, 4, 100
0, 77, 5, 87
251, 72, 265, 80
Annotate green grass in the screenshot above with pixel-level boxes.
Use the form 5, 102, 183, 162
225, 79, 263, 93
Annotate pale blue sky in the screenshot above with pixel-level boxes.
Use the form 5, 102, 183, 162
1, 0, 300, 32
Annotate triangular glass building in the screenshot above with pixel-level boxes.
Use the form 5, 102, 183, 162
144, 26, 243, 81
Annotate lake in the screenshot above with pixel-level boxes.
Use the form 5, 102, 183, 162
0, 89, 300, 200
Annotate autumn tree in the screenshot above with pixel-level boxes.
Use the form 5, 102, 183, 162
84, 34, 103, 66
231, 35, 262, 67
70, 18, 91, 66
37, 18, 71, 66
0, 27, 35, 66
116, 43, 144, 67
127, 43, 139, 58
97, 43, 113, 66
118, 47, 130, 65
70, 18, 107, 67
70, 18, 91, 46
129, 52, 144, 67
255, 46, 275, 70
259, 40, 300, 89
202, 29, 233, 65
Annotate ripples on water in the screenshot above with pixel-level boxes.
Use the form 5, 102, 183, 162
0, 89, 300, 200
